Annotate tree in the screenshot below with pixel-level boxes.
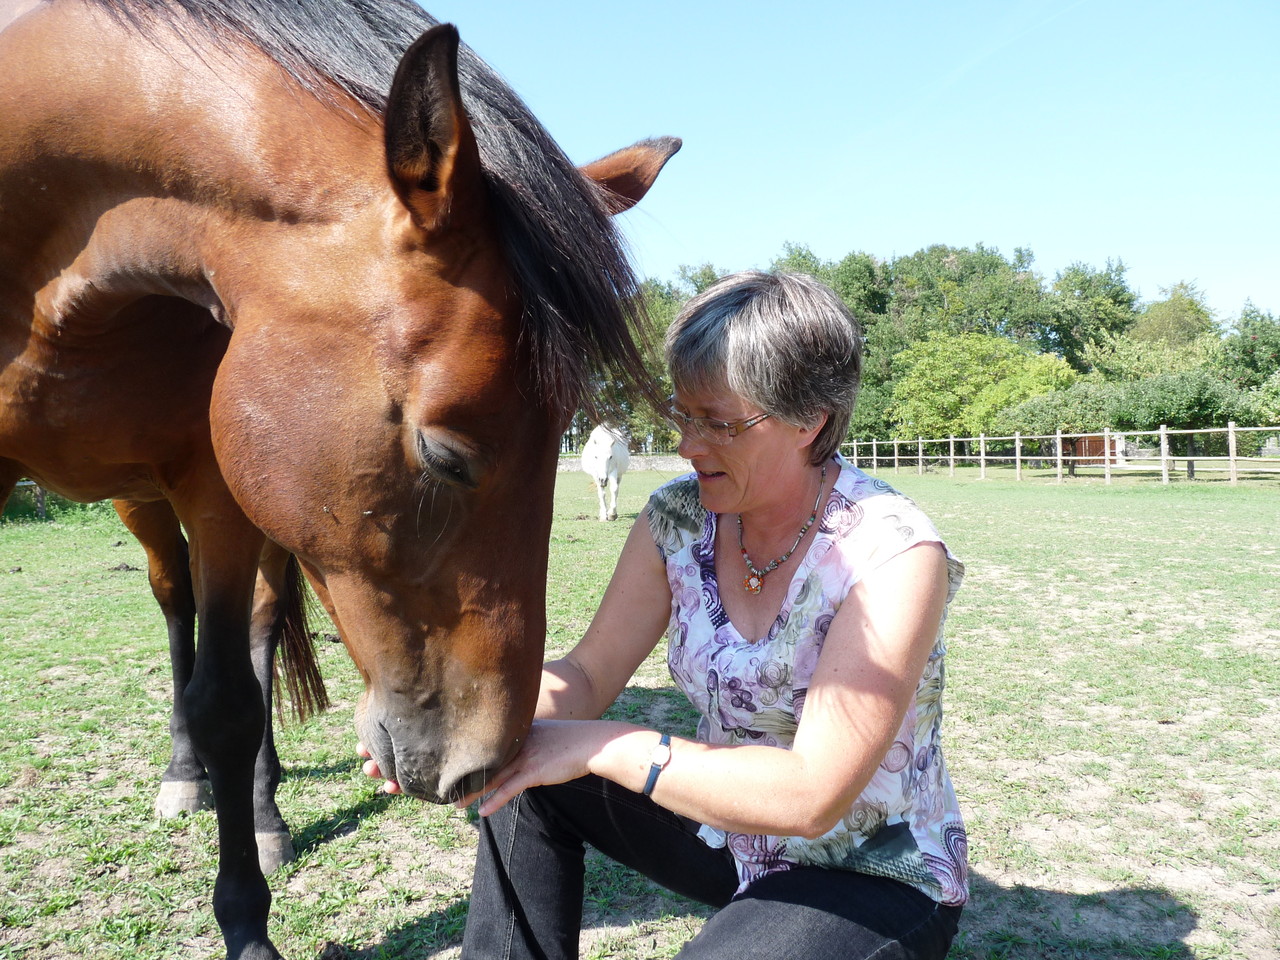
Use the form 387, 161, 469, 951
1044, 259, 1138, 371
1081, 331, 1222, 381
1253, 369, 1280, 423
1113, 370, 1257, 477
994, 381, 1124, 436
1114, 371, 1256, 433
676, 263, 721, 296
1217, 302, 1280, 389
964, 352, 1077, 435
1130, 281, 1216, 345
887, 333, 1052, 439
847, 381, 894, 441
885, 243, 1049, 347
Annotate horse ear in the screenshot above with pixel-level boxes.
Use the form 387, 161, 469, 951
580, 137, 683, 216
384, 24, 484, 233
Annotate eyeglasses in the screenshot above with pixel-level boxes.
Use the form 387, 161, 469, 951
664, 397, 772, 445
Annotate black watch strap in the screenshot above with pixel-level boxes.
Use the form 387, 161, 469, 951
643, 733, 672, 796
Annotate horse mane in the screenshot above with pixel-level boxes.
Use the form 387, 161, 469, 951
91, 0, 656, 416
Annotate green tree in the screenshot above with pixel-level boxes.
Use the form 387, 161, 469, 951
1253, 369, 1280, 423
886, 243, 1049, 346
1081, 331, 1222, 381
676, 263, 721, 296
993, 380, 1124, 436
1114, 370, 1256, 433
1217, 302, 1280, 389
965, 352, 1078, 435
1044, 259, 1138, 371
847, 381, 894, 440
1130, 281, 1216, 345
1113, 370, 1258, 477
887, 332, 1047, 439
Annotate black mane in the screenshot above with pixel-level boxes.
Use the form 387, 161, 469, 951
94, 0, 656, 415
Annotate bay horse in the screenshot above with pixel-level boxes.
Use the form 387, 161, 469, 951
580, 424, 631, 521
0, 1, 679, 957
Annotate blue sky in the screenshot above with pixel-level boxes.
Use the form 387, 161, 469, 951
427, 0, 1279, 324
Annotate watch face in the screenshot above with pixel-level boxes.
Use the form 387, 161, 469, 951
653, 742, 672, 766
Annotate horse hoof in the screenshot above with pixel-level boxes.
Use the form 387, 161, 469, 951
256, 830, 296, 873
154, 779, 214, 817
606, 511, 617, 521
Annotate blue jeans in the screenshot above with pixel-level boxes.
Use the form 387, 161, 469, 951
461, 775, 962, 960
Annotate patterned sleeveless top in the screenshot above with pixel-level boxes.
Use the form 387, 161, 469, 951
646, 455, 969, 905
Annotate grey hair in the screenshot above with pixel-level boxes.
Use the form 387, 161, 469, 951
664, 271, 862, 465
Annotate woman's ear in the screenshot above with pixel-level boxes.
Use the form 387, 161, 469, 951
796, 412, 828, 451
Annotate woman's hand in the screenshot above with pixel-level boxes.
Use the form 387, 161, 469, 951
355, 741, 402, 795
472, 719, 637, 817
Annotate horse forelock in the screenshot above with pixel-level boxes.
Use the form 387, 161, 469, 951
90, 0, 657, 419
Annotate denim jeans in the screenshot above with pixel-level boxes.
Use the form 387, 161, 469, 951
460, 775, 963, 960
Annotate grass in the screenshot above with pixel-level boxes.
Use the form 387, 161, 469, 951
1, 467, 1278, 959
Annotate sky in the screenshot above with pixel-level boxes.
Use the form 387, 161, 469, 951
426, 0, 1280, 324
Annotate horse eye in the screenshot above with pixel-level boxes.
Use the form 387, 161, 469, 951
416, 434, 477, 490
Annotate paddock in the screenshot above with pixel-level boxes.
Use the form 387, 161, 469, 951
1, 471, 1276, 959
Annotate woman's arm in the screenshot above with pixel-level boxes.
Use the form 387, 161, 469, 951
534, 511, 674, 721
478, 541, 950, 840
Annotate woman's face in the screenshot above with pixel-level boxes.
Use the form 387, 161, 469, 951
671, 383, 819, 516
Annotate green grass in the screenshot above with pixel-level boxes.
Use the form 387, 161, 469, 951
1, 467, 1277, 959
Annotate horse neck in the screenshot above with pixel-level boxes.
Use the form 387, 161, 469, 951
5, 4, 387, 329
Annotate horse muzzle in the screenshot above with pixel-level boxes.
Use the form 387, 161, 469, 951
354, 688, 518, 804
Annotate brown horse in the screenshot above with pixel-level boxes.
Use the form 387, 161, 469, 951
0, 0, 679, 956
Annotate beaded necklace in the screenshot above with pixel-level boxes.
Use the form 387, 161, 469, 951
736, 464, 827, 594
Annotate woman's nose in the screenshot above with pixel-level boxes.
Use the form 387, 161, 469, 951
676, 428, 709, 459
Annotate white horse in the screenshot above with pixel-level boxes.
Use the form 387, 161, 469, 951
580, 424, 630, 521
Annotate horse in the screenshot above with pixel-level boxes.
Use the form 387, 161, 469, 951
114, 497, 324, 873
0, 1, 679, 956
581, 424, 631, 521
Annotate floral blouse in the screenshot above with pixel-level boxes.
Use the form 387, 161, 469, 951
646, 455, 968, 905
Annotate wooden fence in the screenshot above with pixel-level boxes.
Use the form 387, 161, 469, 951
844, 422, 1280, 485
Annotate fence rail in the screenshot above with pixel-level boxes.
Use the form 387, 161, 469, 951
844, 422, 1280, 485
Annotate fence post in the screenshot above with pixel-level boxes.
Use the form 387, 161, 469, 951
871, 439, 878, 472
948, 436, 955, 477
917, 437, 924, 475
1228, 421, 1238, 486
1104, 428, 1112, 485
1014, 432, 1022, 481
35, 485, 47, 521
1055, 429, 1064, 483
893, 439, 900, 474
1160, 424, 1170, 485
979, 434, 987, 479
850, 439, 859, 468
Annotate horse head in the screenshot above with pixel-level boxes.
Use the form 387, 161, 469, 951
210, 25, 677, 802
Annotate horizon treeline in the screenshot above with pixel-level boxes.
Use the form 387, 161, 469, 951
573, 242, 1280, 458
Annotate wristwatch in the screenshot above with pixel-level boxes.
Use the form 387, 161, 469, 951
642, 733, 672, 796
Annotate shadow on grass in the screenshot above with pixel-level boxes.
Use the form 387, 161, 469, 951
312, 867, 1200, 960
951, 871, 1197, 959
602, 684, 701, 739
292, 792, 396, 855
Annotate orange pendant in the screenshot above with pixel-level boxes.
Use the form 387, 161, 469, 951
744, 573, 764, 594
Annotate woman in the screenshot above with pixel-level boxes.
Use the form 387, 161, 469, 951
363, 271, 967, 959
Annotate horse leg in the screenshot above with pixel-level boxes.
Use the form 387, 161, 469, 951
172, 482, 279, 960
594, 477, 609, 522
113, 499, 214, 817
248, 540, 296, 873
0, 460, 18, 514
606, 471, 620, 521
